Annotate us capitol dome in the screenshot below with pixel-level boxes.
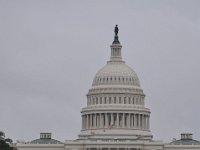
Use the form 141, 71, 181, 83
16, 25, 200, 150
79, 25, 152, 140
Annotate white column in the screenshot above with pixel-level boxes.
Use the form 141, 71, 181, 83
116, 113, 119, 128
86, 115, 88, 129
148, 115, 150, 129
94, 114, 96, 128
91, 114, 93, 128
90, 114, 92, 128
82, 115, 84, 129
85, 115, 87, 129
138, 114, 141, 129
122, 113, 125, 128
128, 113, 131, 128
97, 114, 99, 128
100, 113, 103, 128
111, 113, 113, 126
134, 114, 136, 128
105, 113, 108, 128
93, 114, 95, 128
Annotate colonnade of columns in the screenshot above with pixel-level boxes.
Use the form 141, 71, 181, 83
82, 113, 150, 130
111, 47, 121, 57
87, 147, 140, 150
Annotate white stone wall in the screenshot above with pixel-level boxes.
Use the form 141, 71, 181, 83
17, 143, 65, 150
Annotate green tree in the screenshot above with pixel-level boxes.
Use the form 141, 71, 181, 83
0, 131, 15, 150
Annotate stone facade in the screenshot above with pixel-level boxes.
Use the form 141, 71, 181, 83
16, 27, 200, 150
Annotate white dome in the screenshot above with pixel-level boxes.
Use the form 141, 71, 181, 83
92, 61, 140, 87
80, 27, 152, 140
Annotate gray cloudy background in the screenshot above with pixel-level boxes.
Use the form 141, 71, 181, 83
0, 0, 200, 142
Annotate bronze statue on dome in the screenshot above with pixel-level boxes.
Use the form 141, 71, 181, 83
114, 25, 118, 36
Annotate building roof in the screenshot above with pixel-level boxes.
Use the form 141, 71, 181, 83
170, 133, 200, 145
170, 139, 200, 145
30, 138, 62, 144
30, 133, 62, 144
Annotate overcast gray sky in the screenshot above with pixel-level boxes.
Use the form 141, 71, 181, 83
0, 0, 200, 143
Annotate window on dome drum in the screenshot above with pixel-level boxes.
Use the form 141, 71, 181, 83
114, 97, 116, 104
109, 97, 111, 104
93, 98, 95, 105
96, 97, 98, 104
100, 97, 102, 104
104, 97, 107, 104
119, 97, 121, 104
129, 97, 131, 104
124, 97, 126, 104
